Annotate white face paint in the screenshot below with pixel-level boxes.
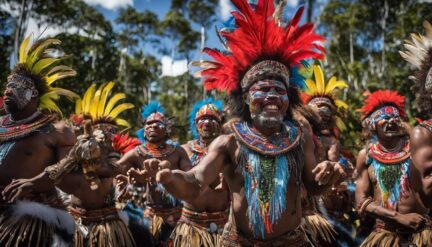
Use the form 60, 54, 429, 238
4, 75, 38, 111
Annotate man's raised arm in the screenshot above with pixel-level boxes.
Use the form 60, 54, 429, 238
156, 135, 232, 202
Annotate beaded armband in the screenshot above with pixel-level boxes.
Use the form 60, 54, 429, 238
357, 196, 374, 216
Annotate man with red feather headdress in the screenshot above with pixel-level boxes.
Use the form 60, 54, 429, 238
355, 90, 431, 247
128, 0, 347, 246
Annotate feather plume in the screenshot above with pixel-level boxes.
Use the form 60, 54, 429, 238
72, 83, 133, 127
301, 65, 348, 130
15, 34, 77, 114
188, 98, 223, 139
194, 0, 325, 93
358, 90, 405, 119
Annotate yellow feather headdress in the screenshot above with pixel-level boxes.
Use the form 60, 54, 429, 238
73, 82, 134, 128
13, 34, 78, 114
301, 65, 348, 131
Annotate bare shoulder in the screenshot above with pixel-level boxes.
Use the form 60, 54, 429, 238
356, 148, 368, 170
52, 119, 76, 146
411, 125, 432, 148
209, 133, 237, 151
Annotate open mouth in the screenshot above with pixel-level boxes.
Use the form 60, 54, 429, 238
263, 104, 280, 112
384, 124, 399, 133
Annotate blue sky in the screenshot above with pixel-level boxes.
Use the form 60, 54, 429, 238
87, 0, 302, 59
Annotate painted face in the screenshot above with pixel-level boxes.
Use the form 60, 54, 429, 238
247, 79, 289, 128
144, 119, 167, 143
3, 75, 37, 112
366, 106, 404, 138
196, 115, 220, 139
308, 98, 334, 122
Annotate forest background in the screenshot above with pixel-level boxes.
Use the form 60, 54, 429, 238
1, 0, 432, 152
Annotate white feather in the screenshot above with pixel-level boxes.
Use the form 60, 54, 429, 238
11, 200, 76, 235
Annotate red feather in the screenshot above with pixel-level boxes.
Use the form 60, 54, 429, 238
112, 133, 142, 155
359, 90, 406, 119
198, 0, 325, 93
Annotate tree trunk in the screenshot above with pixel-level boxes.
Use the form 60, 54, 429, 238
349, 31, 358, 90
380, 0, 388, 84
200, 25, 206, 99
12, 0, 32, 68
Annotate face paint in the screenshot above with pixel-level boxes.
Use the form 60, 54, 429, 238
197, 117, 220, 138
144, 119, 168, 143
363, 106, 401, 131
248, 79, 289, 128
4, 75, 37, 110
308, 97, 334, 121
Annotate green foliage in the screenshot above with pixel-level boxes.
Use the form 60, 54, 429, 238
319, 0, 432, 153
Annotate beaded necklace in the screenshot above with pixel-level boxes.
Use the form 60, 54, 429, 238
0, 113, 55, 143
232, 120, 303, 239
367, 140, 411, 210
136, 142, 176, 158
187, 139, 208, 167
136, 141, 178, 206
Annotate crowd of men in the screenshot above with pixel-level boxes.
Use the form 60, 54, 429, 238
1, 0, 432, 246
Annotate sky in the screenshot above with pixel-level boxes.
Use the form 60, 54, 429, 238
83, 0, 301, 76
3, 0, 302, 75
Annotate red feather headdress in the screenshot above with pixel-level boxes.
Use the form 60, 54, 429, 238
358, 90, 406, 120
112, 133, 141, 155
195, 0, 325, 93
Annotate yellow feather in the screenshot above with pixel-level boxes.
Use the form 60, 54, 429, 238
305, 79, 318, 94
75, 98, 82, 115
97, 82, 115, 118
335, 99, 348, 109
115, 118, 131, 128
103, 93, 126, 116
19, 35, 32, 63
313, 65, 325, 93
325, 78, 348, 93
44, 70, 77, 85
89, 83, 105, 119
82, 84, 97, 114
49, 87, 78, 100
108, 103, 134, 119
336, 117, 347, 131
27, 39, 61, 69
32, 57, 59, 75
39, 93, 62, 115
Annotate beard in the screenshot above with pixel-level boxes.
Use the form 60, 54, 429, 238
251, 112, 283, 129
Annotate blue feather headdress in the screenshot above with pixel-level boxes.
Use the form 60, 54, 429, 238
136, 101, 172, 142
189, 98, 223, 139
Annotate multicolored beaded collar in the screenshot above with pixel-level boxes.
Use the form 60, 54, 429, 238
136, 142, 176, 158
187, 140, 208, 166
0, 114, 56, 143
367, 140, 411, 210
231, 120, 301, 156
420, 119, 432, 134
368, 141, 410, 164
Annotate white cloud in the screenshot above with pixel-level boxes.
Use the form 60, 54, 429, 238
219, 0, 233, 21
83, 0, 132, 10
161, 56, 188, 77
